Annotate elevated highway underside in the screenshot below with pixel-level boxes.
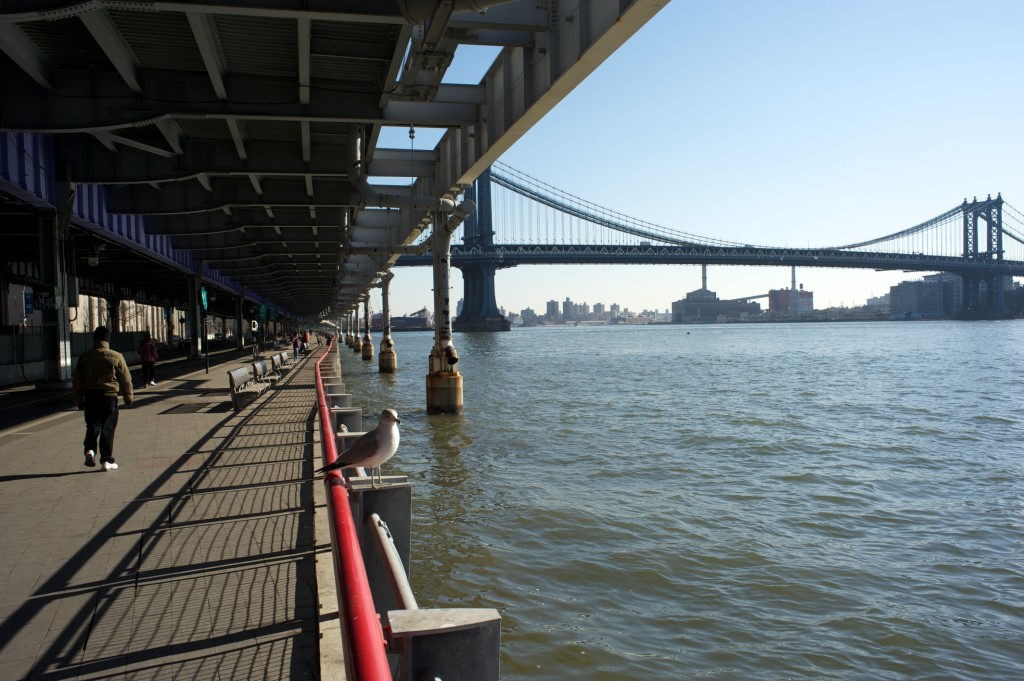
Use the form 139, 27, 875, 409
0, 0, 668, 332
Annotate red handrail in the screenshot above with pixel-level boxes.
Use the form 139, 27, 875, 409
315, 340, 392, 680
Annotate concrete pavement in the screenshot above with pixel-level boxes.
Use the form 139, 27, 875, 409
0, 348, 331, 680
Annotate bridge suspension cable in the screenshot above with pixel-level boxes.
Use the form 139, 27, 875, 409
491, 162, 747, 248
1002, 202, 1024, 246
483, 163, 1022, 263
830, 205, 963, 250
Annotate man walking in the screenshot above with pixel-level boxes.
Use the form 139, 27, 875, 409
73, 325, 133, 471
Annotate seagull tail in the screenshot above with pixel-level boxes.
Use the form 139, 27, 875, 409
315, 460, 350, 475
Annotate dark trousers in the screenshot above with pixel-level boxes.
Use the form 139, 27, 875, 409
83, 392, 119, 463
141, 361, 156, 384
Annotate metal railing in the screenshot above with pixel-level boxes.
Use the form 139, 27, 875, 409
315, 338, 501, 681
315, 339, 392, 680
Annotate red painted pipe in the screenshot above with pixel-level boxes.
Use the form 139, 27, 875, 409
315, 341, 392, 680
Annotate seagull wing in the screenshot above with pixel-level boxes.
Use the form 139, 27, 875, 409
315, 427, 380, 473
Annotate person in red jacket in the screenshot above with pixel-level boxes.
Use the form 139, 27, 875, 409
138, 332, 159, 387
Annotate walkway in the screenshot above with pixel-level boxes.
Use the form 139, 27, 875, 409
0, 348, 331, 681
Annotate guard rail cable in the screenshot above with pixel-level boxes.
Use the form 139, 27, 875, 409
315, 339, 392, 680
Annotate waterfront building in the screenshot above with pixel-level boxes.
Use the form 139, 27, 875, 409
546, 300, 561, 322
889, 280, 944, 319
671, 288, 761, 322
921, 273, 964, 315
866, 293, 890, 311
768, 287, 814, 314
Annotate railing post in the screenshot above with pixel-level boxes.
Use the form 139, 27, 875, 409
388, 608, 502, 681
348, 480, 413, 618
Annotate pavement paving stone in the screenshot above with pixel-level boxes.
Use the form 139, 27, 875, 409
0, 348, 327, 681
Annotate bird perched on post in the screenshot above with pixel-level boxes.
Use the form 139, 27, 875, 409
316, 408, 401, 487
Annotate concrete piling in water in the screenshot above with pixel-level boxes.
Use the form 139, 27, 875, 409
361, 297, 374, 361
425, 200, 474, 414
379, 273, 397, 373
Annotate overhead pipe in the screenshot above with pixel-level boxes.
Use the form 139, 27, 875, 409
395, 0, 518, 24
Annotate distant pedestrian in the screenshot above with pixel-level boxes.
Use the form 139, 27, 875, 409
316, 333, 322, 348
73, 326, 133, 471
302, 329, 310, 353
292, 331, 301, 360
137, 332, 159, 386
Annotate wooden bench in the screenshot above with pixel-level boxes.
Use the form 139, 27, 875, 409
227, 366, 268, 410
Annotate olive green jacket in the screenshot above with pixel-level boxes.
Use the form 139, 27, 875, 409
73, 341, 134, 406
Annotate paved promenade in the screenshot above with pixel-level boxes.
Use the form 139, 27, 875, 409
0, 348, 331, 681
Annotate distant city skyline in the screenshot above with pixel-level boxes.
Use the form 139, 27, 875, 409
382, 263, 903, 321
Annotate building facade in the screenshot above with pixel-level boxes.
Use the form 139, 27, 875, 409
671, 288, 761, 322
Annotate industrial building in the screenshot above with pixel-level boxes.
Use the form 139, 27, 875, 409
768, 287, 814, 315
671, 288, 761, 322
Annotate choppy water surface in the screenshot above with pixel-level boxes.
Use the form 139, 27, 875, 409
337, 321, 1024, 680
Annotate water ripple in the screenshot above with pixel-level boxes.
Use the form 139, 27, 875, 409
339, 322, 1024, 680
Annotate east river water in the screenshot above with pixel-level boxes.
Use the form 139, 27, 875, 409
335, 320, 1023, 680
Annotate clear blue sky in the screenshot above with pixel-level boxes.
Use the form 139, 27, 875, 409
376, 0, 1024, 317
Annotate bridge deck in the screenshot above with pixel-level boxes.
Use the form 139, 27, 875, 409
0, 349, 332, 680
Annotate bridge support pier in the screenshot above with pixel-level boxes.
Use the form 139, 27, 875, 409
379, 273, 397, 373
453, 263, 511, 331
453, 169, 510, 332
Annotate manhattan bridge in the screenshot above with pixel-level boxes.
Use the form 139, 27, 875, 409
397, 162, 1024, 327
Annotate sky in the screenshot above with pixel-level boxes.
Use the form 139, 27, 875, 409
373, 0, 1024, 318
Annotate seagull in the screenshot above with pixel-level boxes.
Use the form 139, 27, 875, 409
316, 408, 401, 486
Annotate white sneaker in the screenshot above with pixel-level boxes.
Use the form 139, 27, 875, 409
102, 461, 119, 471
150, 381, 157, 386
84, 450, 96, 467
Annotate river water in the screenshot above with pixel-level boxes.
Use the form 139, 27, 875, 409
335, 321, 1024, 680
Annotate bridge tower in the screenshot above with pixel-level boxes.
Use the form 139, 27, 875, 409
960, 195, 1006, 316
453, 168, 511, 332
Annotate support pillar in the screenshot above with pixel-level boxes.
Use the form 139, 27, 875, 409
452, 169, 509, 332
188, 271, 202, 357
426, 200, 475, 414
361, 297, 374, 360
452, 263, 510, 331
379, 273, 397, 373
960, 195, 1007, 318
351, 309, 361, 353
236, 297, 245, 351
39, 186, 75, 384
108, 297, 120, 332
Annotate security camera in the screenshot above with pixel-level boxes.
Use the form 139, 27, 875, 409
443, 345, 459, 365
445, 200, 477, 232
87, 254, 99, 267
